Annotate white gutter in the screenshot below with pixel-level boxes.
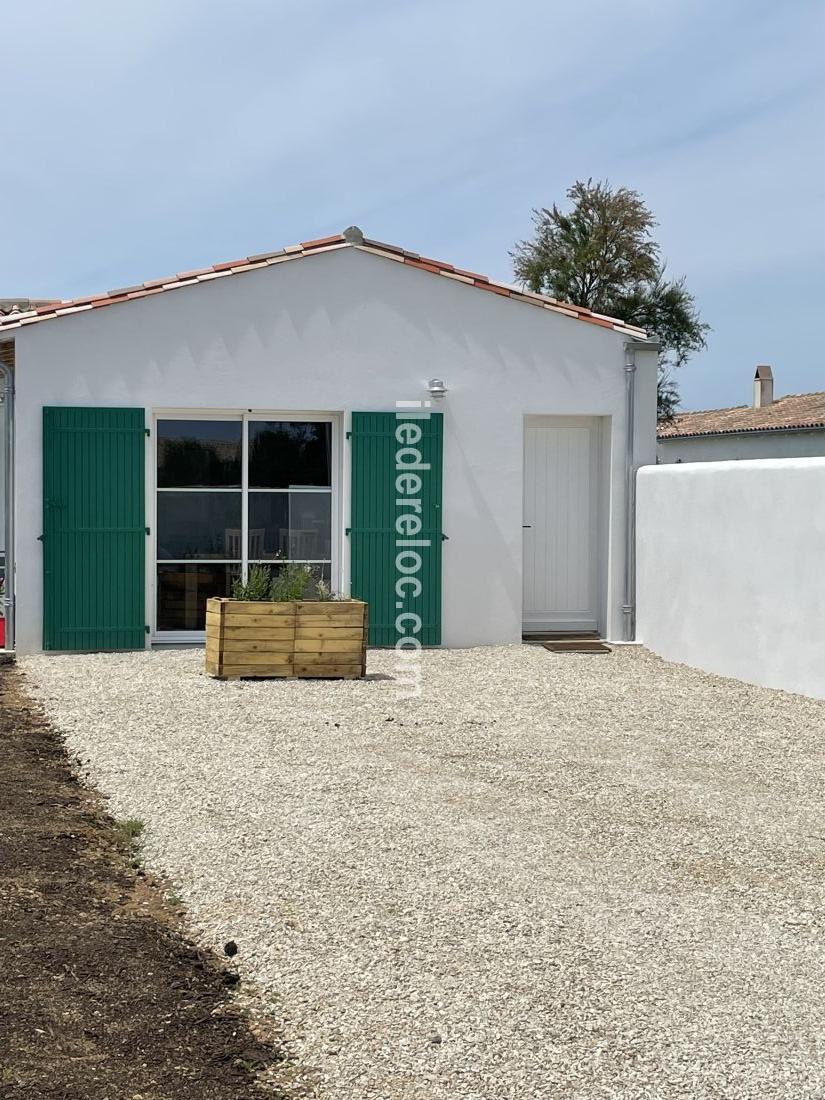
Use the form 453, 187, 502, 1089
622, 339, 658, 642
0, 347, 13, 650
622, 345, 637, 641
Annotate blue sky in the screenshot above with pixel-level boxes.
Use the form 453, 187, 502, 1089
3, 0, 823, 411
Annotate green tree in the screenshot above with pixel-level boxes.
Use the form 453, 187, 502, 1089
512, 180, 708, 419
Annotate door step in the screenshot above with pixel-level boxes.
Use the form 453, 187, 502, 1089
523, 632, 611, 654
542, 640, 611, 654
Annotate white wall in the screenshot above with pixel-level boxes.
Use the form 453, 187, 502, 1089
0, 408, 4, 554
658, 429, 825, 463
637, 459, 825, 699
13, 246, 657, 651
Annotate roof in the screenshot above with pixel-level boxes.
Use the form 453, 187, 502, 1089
0, 226, 646, 340
658, 391, 825, 439
0, 297, 60, 316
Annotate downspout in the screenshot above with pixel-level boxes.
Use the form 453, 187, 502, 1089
622, 343, 637, 641
0, 349, 13, 650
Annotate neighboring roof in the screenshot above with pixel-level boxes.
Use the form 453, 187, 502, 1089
0, 227, 646, 339
0, 297, 60, 316
658, 392, 825, 439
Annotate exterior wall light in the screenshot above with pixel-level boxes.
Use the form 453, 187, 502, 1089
427, 378, 448, 400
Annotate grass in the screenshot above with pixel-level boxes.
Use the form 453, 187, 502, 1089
113, 817, 145, 853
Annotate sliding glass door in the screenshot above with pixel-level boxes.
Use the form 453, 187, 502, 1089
155, 413, 335, 640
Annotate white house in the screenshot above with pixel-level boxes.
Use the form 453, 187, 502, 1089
658, 365, 825, 463
0, 227, 657, 654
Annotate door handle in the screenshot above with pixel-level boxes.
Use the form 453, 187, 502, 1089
522, 525, 532, 528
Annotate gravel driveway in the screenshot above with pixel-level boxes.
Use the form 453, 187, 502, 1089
21, 645, 825, 1099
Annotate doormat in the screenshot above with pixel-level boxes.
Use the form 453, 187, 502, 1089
542, 640, 612, 654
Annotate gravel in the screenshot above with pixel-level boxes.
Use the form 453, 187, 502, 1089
20, 644, 825, 1099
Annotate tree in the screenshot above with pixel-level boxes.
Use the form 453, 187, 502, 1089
511, 180, 708, 419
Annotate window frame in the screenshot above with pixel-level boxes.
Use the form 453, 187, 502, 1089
151, 410, 340, 643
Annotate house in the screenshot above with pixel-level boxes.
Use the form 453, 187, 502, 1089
658, 366, 825, 463
0, 227, 658, 654
0, 301, 60, 647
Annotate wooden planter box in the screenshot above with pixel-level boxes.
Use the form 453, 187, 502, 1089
205, 598, 367, 680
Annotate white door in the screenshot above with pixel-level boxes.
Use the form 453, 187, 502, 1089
523, 416, 603, 634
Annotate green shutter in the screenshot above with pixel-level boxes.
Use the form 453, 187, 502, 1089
43, 407, 146, 651
349, 411, 443, 646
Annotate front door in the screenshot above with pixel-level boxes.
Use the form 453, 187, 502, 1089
523, 415, 603, 635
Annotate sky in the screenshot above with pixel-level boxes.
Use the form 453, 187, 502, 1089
3, 0, 823, 411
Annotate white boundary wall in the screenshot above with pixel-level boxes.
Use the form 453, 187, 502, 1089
637, 458, 825, 700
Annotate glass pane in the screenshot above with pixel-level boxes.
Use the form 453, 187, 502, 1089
248, 421, 332, 488
248, 491, 331, 560
157, 564, 238, 632
157, 492, 242, 560
158, 420, 241, 487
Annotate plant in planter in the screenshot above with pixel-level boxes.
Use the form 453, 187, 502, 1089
205, 565, 367, 681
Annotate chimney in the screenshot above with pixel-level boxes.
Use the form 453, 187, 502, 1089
753, 364, 774, 408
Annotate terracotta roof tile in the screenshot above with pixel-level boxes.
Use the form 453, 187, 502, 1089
404, 258, 443, 275
301, 234, 345, 250
454, 267, 488, 282
0, 229, 647, 339
108, 284, 145, 297
56, 303, 92, 315
417, 255, 454, 272
358, 244, 404, 263
477, 282, 510, 297
211, 259, 247, 272
658, 392, 825, 438
360, 237, 406, 255
0, 297, 59, 316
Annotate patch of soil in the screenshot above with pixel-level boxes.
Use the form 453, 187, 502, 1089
0, 662, 288, 1099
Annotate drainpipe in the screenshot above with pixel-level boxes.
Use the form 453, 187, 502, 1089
0, 350, 13, 650
622, 343, 637, 641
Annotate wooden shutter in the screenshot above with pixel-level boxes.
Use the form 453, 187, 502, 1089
349, 411, 443, 646
42, 407, 146, 651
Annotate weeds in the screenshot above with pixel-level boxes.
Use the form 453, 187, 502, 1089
113, 817, 145, 853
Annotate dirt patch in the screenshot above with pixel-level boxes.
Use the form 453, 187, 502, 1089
0, 662, 288, 1099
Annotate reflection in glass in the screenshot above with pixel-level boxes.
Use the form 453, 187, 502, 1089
157, 564, 238, 631
248, 421, 331, 488
158, 420, 242, 487
157, 492, 241, 559
248, 492, 331, 560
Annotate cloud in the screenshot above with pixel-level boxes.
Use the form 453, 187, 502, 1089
2, 0, 822, 405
